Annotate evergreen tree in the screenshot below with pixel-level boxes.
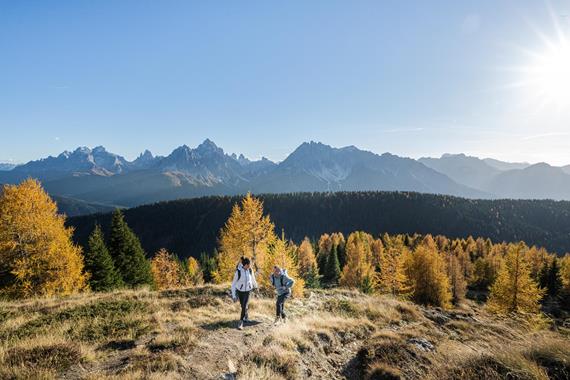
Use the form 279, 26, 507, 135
326, 244, 341, 286
199, 251, 217, 283
539, 258, 562, 298
108, 209, 153, 288
0, 179, 87, 298
84, 225, 123, 292
488, 243, 544, 314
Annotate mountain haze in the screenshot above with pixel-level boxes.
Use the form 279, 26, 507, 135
3, 140, 570, 212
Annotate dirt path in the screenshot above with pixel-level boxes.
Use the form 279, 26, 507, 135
185, 314, 275, 379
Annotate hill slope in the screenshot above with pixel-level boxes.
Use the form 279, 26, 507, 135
68, 192, 570, 257
0, 286, 568, 379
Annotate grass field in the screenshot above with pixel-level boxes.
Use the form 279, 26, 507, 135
0, 285, 568, 379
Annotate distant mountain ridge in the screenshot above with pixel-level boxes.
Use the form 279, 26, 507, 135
420, 153, 570, 201
2, 140, 570, 213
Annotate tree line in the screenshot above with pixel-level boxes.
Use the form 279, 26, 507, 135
1, 181, 569, 317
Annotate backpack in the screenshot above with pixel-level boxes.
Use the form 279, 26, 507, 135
271, 273, 286, 287
236, 267, 252, 281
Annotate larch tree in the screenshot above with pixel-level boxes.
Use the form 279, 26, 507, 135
487, 243, 544, 314
378, 236, 409, 296
297, 237, 320, 288
150, 248, 184, 290
447, 252, 467, 305
340, 231, 377, 292
214, 193, 275, 283
84, 224, 123, 292
263, 235, 304, 297
0, 179, 87, 298
186, 257, 204, 286
561, 255, 570, 294
403, 242, 452, 308
108, 209, 154, 288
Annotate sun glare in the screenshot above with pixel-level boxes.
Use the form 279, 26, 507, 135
526, 41, 570, 107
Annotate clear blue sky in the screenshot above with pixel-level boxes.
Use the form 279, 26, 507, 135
1, 1, 569, 164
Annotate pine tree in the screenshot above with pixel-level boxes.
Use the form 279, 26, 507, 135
214, 193, 275, 283
539, 258, 562, 298
84, 225, 123, 292
108, 209, 153, 288
325, 244, 341, 286
0, 179, 87, 298
487, 243, 544, 314
403, 242, 451, 308
150, 248, 184, 290
199, 251, 217, 283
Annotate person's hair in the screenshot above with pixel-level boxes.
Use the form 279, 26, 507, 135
273, 265, 281, 271
241, 257, 251, 266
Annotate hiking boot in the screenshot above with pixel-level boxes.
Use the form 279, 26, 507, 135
237, 321, 244, 330
274, 316, 281, 325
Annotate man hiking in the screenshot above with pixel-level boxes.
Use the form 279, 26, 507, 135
231, 257, 258, 330
270, 265, 295, 324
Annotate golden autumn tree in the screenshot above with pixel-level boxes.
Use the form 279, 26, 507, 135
561, 255, 570, 294
378, 235, 409, 296
186, 257, 204, 286
447, 252, 467, 305
403, 239, 452, 308
214, 193, 276, 283
340, 231, 377, 293
297, 237, 320, 288
0, 179, 87, 298
263, 235, 304, 297
150, 248, 185, 290
487, 243, 544, 314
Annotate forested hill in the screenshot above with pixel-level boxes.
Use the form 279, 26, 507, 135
67, 191, 570, 258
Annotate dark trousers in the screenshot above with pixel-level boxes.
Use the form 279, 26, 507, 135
276, 293, 289, 318
236, 290, 250, 321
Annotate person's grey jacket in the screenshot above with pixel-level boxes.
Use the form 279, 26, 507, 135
270, 269, 295, 296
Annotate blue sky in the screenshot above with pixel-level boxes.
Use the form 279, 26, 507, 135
1, 1, 569, 164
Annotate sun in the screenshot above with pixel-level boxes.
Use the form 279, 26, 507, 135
525, 40, 570, 108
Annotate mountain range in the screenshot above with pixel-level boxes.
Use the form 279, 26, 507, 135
1, 139, 570, 213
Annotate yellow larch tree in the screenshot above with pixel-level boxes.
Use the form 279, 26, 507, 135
378, 235, 409, 296
150, 248, 184, 290
262, 235, 304, 297
560, 254, 570, 294
297, 237, 320, 287
403, 240, 452, 308
186, 257, 204, 286
340, 231, 377, 293
213, 193, 276, 283
487, 243, 544, 314
0, 179, 87, 298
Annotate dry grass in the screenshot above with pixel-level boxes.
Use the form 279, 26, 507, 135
0, 285, 568, 379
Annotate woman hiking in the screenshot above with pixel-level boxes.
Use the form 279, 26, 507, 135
270, 265, 295, 324
231, 257, 258, 330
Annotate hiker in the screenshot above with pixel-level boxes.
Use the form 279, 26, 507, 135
231, 257, 258, 330
270, 265, 295, 324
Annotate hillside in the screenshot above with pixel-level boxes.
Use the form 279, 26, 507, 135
68, 192, 570, 258
0, 285, 568, 379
